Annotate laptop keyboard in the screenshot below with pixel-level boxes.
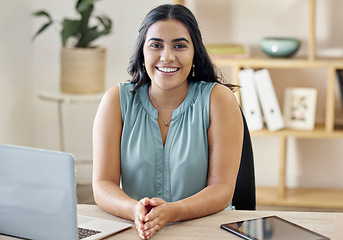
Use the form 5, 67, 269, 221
78, 227, 101, 239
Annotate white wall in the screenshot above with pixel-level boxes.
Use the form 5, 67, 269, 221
0, 1, 36, 146
1, 0, 342, 189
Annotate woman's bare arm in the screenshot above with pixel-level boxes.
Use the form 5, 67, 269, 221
92, 86, 138, 221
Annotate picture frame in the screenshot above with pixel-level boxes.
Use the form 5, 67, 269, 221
283, 87, 317, 130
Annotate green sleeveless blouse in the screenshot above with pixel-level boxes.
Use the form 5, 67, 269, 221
119, 81, 216, 202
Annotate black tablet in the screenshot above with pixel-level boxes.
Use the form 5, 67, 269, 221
220, 215, 330, 240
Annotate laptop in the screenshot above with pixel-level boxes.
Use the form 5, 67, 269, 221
0, 144, 131, 240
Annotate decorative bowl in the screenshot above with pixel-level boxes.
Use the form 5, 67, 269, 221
260, 37, 301, 58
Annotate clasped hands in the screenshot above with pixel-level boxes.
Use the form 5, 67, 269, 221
134, 197, 173, 239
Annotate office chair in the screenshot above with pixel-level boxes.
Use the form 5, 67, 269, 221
232, 110, 256, 210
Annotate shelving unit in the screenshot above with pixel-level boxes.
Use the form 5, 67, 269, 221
174, 0, 343, 209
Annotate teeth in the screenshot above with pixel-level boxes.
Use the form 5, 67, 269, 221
157, 67, 178, 73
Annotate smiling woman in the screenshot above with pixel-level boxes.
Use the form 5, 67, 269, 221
92, 4, 243, 240
143, 19, 194, 94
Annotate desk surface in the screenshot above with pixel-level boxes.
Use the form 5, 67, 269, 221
78, 204, 343, 240
0, 204, 341, 240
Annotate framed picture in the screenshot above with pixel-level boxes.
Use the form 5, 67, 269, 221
283, 88, 317, 130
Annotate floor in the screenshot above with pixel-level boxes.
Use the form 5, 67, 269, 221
77, 184, 343, 213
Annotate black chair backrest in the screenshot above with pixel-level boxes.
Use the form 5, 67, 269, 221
232, 110, 256, 210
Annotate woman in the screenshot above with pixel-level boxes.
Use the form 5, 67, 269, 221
93, 4, 243, 239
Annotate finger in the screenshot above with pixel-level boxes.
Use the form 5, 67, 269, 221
144, 224, 161, 239
138, 230, 147, 240
145, 207, 160, 222
136, 201, 150, 222
137, 208, 147, 222
138, 225, 150, 240
149, 197, 165, 207
135, 213, 147, 229
140, 197, 151, 206
134, 218, 144, 231
135, 220, 144, 237
142, 216, 158, 231
139, 198, 153, 217
138, 228, 147, 240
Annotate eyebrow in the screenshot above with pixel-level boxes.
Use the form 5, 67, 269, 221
147, 37, 190, 43
172, 38, 189, 43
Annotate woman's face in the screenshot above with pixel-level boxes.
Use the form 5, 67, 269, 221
143, 19, 194, 91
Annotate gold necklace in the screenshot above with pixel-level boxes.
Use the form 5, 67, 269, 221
149, 89, 173, 127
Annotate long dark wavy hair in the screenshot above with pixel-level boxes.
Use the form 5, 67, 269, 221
127, 4, 235, 93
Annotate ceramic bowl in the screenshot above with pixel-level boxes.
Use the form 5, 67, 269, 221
260, 37, 301, 58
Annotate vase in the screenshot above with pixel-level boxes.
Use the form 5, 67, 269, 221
60, 47, 106, 94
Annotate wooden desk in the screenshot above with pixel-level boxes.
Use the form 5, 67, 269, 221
0, 204, 341, 239
78, 204, 343, 240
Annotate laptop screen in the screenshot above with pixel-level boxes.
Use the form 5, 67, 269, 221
0, 144, 78, 240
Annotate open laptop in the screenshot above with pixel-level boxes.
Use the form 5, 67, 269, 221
0, 144, 131, 240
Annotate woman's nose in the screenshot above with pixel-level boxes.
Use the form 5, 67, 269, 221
160, 47, 175, 63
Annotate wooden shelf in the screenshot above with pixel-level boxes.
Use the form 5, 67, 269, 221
213, 57, 343, 69
257, 187, 343, 209
172, 0, 185, 5
251, 125, 343, 139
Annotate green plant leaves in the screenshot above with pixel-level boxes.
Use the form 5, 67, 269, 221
61, 15, 112, 47
61, 19, 81, 46
96, 15, 112, 30
76, 0, 99, 13
77, 25, 111, 48
32, 10, 52, 20
32, 0, 112, 48
31, 10, 53, 42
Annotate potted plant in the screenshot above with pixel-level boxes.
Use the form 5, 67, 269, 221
32, 0, 112, 94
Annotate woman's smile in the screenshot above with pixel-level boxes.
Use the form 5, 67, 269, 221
156, 66, 180, 74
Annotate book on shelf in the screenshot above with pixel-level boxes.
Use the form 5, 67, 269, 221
254, 69, 284, 131
336, 70, 343, 111
238, 68, 264, 131
335, 69, 343, 126
205, 44, 249, 59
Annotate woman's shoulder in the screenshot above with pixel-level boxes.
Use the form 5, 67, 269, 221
99, 82, 135, 108
209, 83, 242, 125
190, 81, 217, 99
211, 83, 237, 104
193, 81, 236, 103
103, 82, 135, 102
99, 85, 121, 109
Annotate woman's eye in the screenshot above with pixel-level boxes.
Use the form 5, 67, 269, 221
174, 44, 186, 49
150, 43, 162, 48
